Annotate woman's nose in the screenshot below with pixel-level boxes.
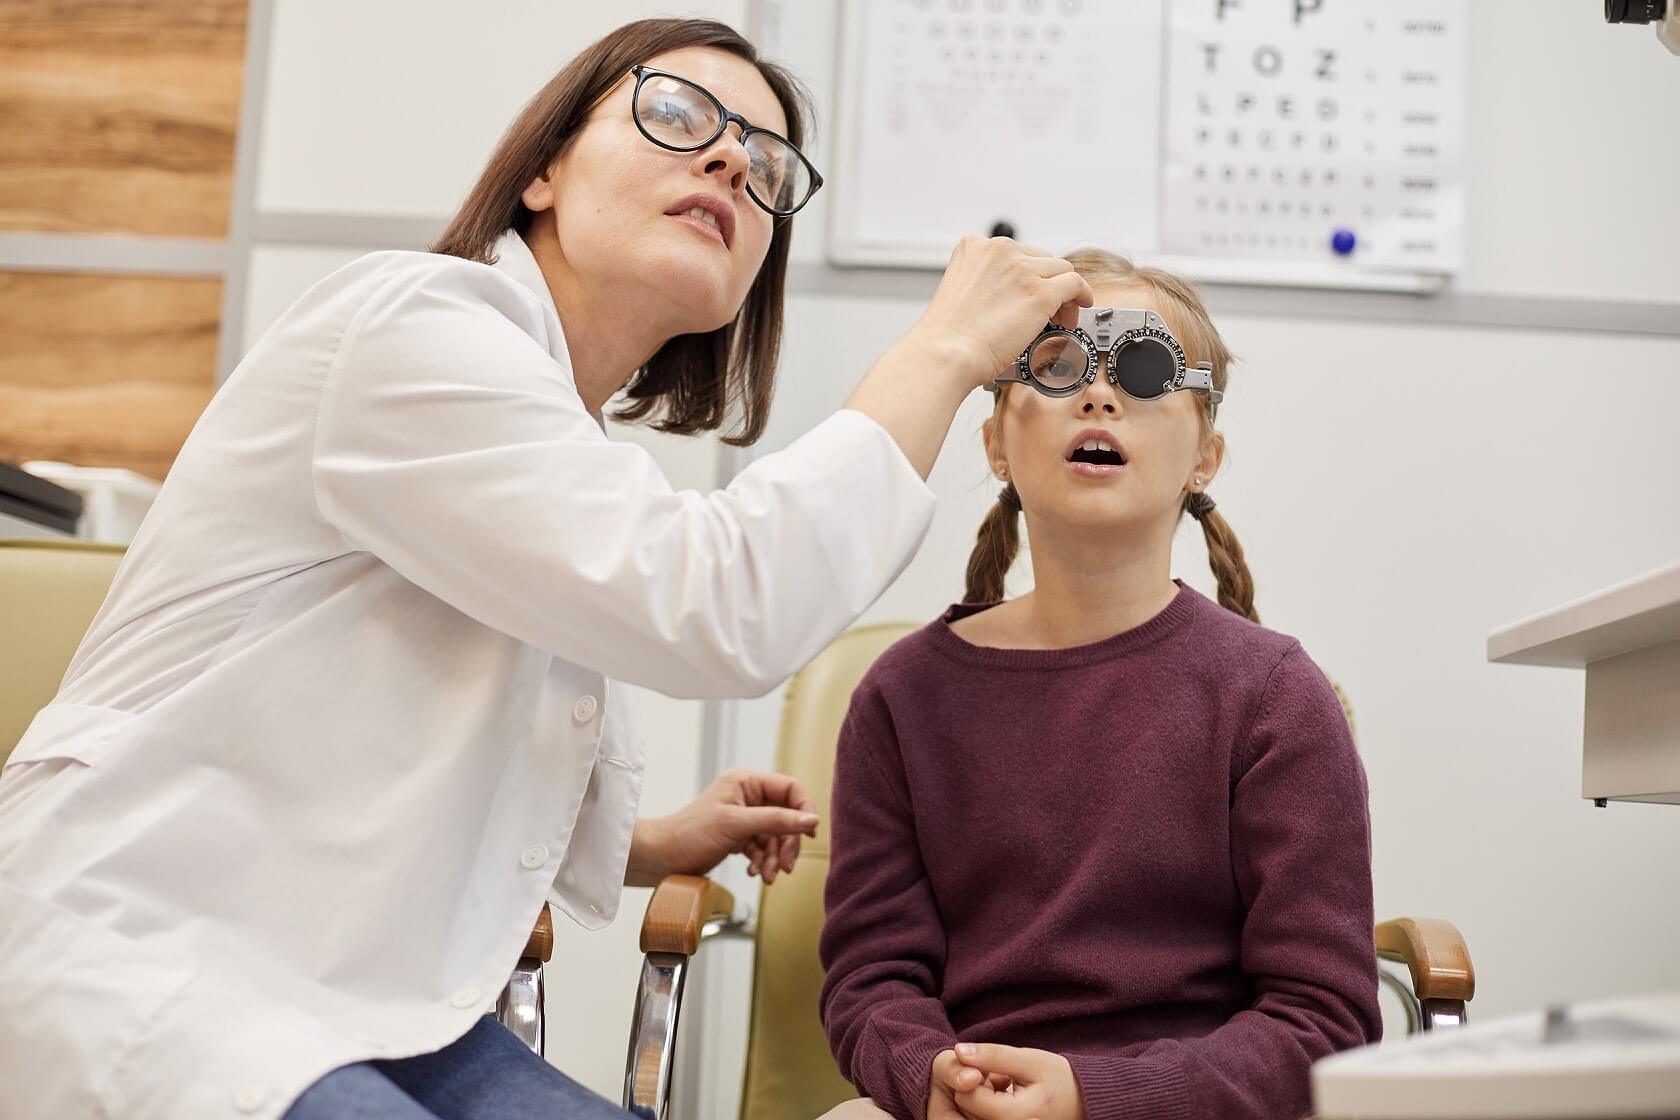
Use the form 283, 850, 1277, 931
694, 127, 749, 195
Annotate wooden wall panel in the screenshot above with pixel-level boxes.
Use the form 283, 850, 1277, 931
0, 0, 247, 237
0, 271, 220, 480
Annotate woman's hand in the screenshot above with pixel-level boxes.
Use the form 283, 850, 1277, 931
845, 235, 1094, 479
624, 769, 818, 887
908, 234, 1094, 392
951, 1043, 1085, 1120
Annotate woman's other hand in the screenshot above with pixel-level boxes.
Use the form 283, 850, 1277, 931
625, 768, 818, 887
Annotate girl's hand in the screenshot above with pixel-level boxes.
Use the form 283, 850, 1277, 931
951, 1043, 1085, 1120
930, 1049, 1013, 1120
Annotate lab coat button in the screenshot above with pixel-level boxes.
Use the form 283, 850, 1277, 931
572, 695, 598, 723
449, 986, 480, 1009
234, 1085, 267, 1112
520, 844, 549, 870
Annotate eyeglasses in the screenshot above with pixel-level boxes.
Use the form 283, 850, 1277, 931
612, 65, 823, 217
992, 307, 1223, 419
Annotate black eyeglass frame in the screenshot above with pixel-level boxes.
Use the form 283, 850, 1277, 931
624, 64, 824, 217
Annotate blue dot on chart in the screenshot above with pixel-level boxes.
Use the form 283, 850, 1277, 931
1331, 228, 1358, 255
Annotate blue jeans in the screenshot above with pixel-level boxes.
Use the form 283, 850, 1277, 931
283, 1018, 635, 1119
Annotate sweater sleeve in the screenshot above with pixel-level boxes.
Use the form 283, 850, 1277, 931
819, 679, 958, 1120
1066, 645, 1382, 1120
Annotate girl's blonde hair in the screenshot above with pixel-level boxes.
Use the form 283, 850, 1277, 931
962, 249, 1258, 623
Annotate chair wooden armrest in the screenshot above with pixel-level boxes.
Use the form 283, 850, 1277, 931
1376, 916, 1475, 1003
523, 903, 554, 962
640, 873, 737, 956
623, 874, 739, 1118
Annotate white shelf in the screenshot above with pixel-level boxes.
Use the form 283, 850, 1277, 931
1488, 560, 1680, 805
1487, 560, 1680, 668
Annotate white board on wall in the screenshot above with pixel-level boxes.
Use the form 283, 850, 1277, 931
827, 0, 1166, 266
828, 0, 1467, 292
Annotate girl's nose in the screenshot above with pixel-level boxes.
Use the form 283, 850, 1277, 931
1078, 375, 1122, 416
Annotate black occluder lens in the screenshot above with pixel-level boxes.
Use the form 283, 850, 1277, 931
1114, 339, 1178, 399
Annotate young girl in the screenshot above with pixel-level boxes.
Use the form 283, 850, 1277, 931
817, 251, 1380, 1120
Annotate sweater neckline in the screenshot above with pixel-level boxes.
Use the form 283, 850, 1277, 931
929, 581, 1202, 669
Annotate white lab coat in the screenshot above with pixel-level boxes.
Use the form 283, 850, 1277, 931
0, 230, 935, 1119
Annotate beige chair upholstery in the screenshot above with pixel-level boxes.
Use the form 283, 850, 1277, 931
629, 622, 1476, 1120
0, 540, 126, 766
738, 623, 911, 1120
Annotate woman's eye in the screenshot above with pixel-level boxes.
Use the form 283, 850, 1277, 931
647, 100, 695, 130
749, 154, 784, 193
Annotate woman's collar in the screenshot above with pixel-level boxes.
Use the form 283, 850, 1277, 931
489, 229, 560, 322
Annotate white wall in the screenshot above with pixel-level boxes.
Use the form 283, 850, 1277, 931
236, 0, 1680, 1114
257, 1, 746, 217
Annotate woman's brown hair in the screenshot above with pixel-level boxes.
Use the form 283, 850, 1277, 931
962, 250, 1259, 623
432, 18, 812, 447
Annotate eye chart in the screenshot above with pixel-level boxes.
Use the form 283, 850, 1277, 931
1161, 0, 1466, 278
829, 0, 1468, 291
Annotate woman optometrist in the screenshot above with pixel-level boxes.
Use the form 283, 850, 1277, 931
0, 17, 1091, 1120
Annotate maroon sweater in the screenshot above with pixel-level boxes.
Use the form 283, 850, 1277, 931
818, 585, 1380, 1120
